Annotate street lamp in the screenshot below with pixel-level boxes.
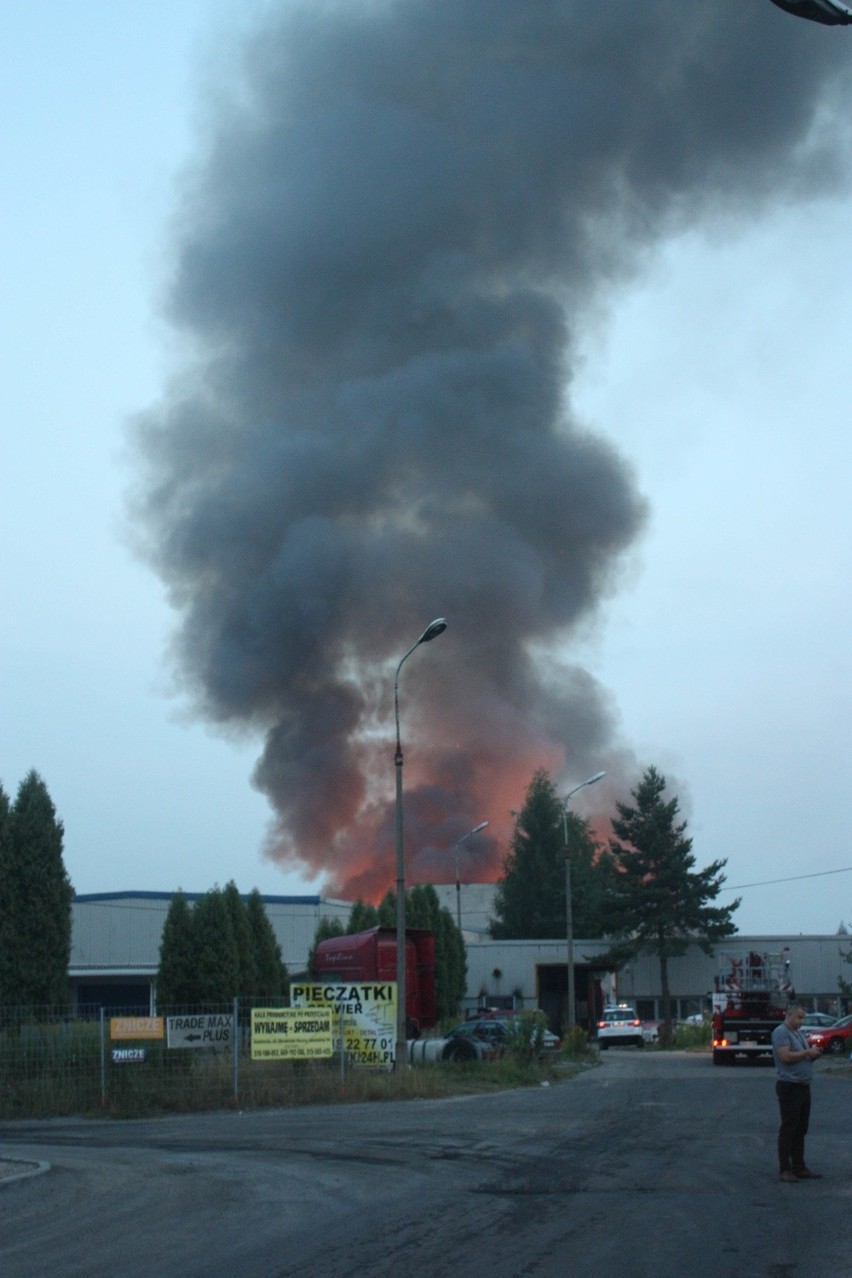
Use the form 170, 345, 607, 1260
452, 821, 488, 935
562, 771, 606, 1034
394, 617, 447, 1070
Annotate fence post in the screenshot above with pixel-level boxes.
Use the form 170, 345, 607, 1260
99, 1007, 106, 1107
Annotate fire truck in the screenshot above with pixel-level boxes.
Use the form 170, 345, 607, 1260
711, 948, 793, 1065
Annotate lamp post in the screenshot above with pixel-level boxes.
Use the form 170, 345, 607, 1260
393, 617, 447, 1070
562, 771, 606, 1034
452, 821, 488, 935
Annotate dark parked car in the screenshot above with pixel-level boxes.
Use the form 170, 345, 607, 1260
443, 1017, 560, 1061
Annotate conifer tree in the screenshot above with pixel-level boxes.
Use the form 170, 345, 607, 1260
601, 766, 739, 1037
156, 890, 196, 1007
402, 884, 466, 1021
377, 890, 396, 928
0, 782, 9, 878
158, 887, 288, 1006
348, 899, 379, 931
0, 782, 11, 1004
434, 902, 467, 1022
246, 889, 288, 998
306, 915, 345, 976
192, 887, 239, 1003
223, 880, 257, 998
490, 769, 612, 939
0, 771, 73, 1007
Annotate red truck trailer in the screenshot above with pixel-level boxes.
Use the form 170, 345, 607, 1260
711, 948, 793, 1065
313, 926, 437, 1035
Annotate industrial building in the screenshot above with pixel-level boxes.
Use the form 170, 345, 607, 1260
70, 888, 852, 1027
436, 882, 852, 1026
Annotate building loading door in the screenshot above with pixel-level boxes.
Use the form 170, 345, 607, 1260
537, 964, 604, 1037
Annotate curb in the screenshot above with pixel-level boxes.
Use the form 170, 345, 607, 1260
0, 1158, 51, 1187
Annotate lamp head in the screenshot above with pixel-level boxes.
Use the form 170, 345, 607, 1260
419, 617, 447, 644
564, 770, 607, 807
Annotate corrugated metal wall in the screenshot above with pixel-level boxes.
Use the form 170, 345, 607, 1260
464, 934, 852, 1017
69, 893, 852, 1019
70, 893, 353, 978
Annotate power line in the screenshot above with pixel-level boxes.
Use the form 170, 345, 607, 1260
721, 865, 852, 892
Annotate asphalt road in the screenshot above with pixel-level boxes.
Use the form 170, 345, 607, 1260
0, 1051, 849, 1277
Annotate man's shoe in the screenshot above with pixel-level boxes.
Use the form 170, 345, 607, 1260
779, 1170, 799, 1183
794, 1168, 822, 1179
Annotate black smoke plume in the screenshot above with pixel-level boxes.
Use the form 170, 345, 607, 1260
133, 1, 851, 896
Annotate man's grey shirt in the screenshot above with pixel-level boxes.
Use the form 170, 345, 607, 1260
772, 1022, 814, 1084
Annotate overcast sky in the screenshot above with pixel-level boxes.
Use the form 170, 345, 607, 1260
3, 1, 852, 936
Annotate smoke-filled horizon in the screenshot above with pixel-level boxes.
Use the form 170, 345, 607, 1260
132, 1, 851, 899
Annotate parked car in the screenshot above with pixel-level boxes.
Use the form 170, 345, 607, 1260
444, 1016, 560, 1060
803, 1012, 852, 1055
482, 1010, 562, 1048
802, 1012, 838, 1032
597, 1004, 644, 1049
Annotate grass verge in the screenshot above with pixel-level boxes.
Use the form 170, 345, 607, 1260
0, 1050, 594, 1120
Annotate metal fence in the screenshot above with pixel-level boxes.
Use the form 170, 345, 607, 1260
0, 999, 347, 1119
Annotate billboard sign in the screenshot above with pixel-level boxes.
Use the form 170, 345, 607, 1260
110, 1017, 163, 1041
250, 1007, 334, 1061
166, 1013, 234, 1051
291, 983, 397, 1069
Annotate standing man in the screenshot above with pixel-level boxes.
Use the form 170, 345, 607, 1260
771, 1002, 823, 1183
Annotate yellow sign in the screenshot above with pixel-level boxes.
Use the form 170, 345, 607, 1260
291, 983, 397, 1069
110, 1017, 163, 1041
251, 1007, 334, 1060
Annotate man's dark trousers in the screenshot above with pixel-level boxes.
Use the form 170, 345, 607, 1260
776, 1080, 811, 1173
